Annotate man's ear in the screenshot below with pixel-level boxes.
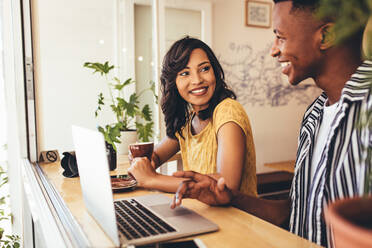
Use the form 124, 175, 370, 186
319, 23, 335, 50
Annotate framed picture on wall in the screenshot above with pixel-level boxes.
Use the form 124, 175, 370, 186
245, 0, 272, 28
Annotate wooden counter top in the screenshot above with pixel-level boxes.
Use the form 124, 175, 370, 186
39, 157, 321, 248
264, 160, 295, 173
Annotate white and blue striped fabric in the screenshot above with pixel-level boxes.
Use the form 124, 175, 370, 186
289, 60, 372, 247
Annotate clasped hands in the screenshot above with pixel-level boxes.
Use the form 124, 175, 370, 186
170, 171, 234, 208
128, 153, 234, 208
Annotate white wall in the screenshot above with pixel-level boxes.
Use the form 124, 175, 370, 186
34, 0, 118, 154
212, 0, 321, 173
134, 4, 202, 139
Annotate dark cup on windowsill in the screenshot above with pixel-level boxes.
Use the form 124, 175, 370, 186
129, 142, 154, 160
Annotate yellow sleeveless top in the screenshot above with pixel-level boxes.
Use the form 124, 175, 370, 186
176, 98, 257, 196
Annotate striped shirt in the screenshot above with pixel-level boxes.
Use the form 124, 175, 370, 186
289, 60, 372, 247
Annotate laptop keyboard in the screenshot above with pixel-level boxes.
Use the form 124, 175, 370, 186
114, 199, 176, 240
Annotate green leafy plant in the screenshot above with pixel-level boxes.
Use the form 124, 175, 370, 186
0, 164, 20, 248
317, 0, 372, 57
0, 235, 20, 248
84, 61, 157, 150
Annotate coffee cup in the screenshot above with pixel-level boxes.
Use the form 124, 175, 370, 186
129, 142, 154, 160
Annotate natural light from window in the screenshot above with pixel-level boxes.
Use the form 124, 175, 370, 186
0, 6, 12, 237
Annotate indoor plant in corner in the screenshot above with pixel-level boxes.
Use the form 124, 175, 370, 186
84, 61, 156, 161
318, 0, 372, 247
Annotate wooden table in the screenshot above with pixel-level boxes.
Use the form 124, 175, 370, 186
39, 157, 322, 248
264, 160, 295, 173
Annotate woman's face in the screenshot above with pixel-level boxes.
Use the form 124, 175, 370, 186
175, 48, 216, 113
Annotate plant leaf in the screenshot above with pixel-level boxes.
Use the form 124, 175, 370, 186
95, 93, 104, 117
123, 78, 134, 87
98, 124, 122, 151
0, 177, 8, 187
149, 80, 158, 103
113, 77, 121, 84
125, 94, 139, 117
141, 104, 152, 121
136, 121, 154, 142
115, 78, 134, 91
129, 94, 139, 105
83, 61, 114, 75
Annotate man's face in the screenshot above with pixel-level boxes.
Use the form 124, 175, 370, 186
271, 1, 323, 85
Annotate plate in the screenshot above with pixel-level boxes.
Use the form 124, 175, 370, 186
110, 174, 137, 191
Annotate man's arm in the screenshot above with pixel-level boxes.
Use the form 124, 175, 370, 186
171, 171, 290, 228
231, 191, 290, 228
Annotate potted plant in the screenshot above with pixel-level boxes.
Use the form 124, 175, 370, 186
83, 61, 157, 159
318, 1, 372, 247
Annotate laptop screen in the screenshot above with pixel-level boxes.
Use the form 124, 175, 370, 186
72, 125, 120, 246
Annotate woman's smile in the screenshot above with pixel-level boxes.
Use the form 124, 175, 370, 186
190, 86, 209, 96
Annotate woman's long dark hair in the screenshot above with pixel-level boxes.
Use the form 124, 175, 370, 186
160, 36, 236, 139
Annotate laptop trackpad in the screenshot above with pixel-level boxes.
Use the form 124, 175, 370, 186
150, 204, 191, 217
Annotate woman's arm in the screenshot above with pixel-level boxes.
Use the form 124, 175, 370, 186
151, 136, 180, 169
128, 158, 189, 192
210, 121, 246, 191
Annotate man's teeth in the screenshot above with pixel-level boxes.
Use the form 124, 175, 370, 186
280, 62, 291, 67
191, 88, 206, 93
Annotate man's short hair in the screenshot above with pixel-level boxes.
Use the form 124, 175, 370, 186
273, 0, 320, 13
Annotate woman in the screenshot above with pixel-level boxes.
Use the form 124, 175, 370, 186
128, 37, 257, 196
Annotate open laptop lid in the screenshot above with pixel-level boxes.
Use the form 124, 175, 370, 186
71, 125, 120, 246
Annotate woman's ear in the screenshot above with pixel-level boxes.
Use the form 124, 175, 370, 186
319, 23, 335, 50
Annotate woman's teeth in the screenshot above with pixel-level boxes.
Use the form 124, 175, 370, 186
191, 88, 206, 94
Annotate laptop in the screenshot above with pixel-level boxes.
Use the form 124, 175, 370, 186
71, 125, 218, 246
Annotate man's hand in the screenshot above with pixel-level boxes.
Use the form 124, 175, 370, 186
170, 171, 233, 209
171, 171, 291, 228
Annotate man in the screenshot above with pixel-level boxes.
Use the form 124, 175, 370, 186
170, 0, 372, 246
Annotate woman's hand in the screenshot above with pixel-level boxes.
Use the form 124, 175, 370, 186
128, 150, 134, 163
129, 151, 158, 169
128, 157, 158, 188
150, 152, 159, 169
128, 150, 160, 169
